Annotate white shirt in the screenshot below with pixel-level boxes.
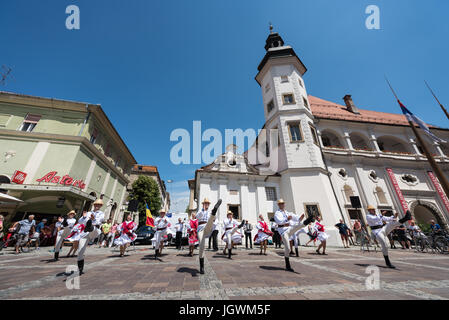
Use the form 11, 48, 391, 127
78, 215, 89, 226
196, 209, 211, 223
155, 217, 169, 230
175, 222, 185, 232
66, 218, 76, 229
88, 210, 105, 226
366, 213, 396, 232
274, 209, 293, 235
223, 218, 237, 230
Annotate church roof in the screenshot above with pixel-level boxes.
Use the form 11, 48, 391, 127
309, 95, 437, 128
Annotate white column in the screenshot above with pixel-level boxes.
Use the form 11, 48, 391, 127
101, 170, 110, 195
255, 181, 268, 221
83, 157, 98, 190
343, 132, 354, 150
238, 179, 249, 221
217, 178, 228, 223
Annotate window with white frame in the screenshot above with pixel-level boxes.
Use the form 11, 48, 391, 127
283, 93, 295, 105
280, 75, 289, 83
303, 96, 310, 110
19, 114, 41, 132
267, 100, 274, 113
288, 122, 303, 142
265, 187, 277, 201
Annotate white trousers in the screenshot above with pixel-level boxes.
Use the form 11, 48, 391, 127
281, 222, 306, 257
54, 227, 71, 253
198, 215, 216, 259
155, 229, 167, 250
77, 227, 100, 261
224, 226, 240, 248
371, 221, 401, 256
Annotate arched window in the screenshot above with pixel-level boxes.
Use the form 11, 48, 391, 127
321, 130, 344, 148
349, 132, 372, 151
377, 136, 412, 154
374, 187, 388, 205
343, 185, 354, 202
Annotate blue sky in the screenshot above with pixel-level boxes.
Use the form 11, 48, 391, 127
1, 0, 449, 212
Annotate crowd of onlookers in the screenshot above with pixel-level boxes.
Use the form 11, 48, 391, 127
0, 213, 124, 255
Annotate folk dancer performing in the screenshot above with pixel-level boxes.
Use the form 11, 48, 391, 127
313, 216, 329, 255
274, 199, 315, 272
65, 218, 88, 257
187, 212, 198, 257
222, 211, 245, 259
197, 198, 222, 274
76, 199, 105, 275
366, 205, 412, 268
53, 210, 77, 261
254, 214, 273, 255
154, 209, 169, 258
114, 213, 137, 257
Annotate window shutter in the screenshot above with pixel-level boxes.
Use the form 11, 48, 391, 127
24, 114, 41, 123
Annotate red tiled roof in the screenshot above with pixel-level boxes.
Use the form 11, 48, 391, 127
309, 95, 435, 127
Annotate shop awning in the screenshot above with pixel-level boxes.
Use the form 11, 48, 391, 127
0, 192, 24, 203
0, 184, 96, 201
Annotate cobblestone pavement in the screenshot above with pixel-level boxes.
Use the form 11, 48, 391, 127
1, 244, 449, 300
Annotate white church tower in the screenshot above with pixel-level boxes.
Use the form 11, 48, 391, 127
255, 26, 343, 245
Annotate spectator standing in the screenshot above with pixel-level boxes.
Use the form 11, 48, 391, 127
243, 220, 253, 249
175, 218, 185, 250
271, 219, 282, 249
14, 215, 36, 254
0, 215, 4, 250
335, 219, 350, 248
208, 219, 219, 251
99, 219, 112, 248
395, 224, 411, 249
108, 221, 118, 248
187, 212, 199, 257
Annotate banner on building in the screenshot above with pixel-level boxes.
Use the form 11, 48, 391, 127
385, 168, 409, 213
427, 171, 449, 214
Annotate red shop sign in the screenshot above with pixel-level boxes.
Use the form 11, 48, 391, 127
36, 171, 86, 190
12, 170, 27, 184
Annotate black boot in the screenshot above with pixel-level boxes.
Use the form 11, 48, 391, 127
238, 221, 245, 228
77, 259, 84, 275
85, 219, 93, 232
211, 199, 222, 216
303, 215, 315, 226
228, 248, 232, 259
399, 210, 412, 224
384, 255, 396, 269
285, 257, 294, 272
199, 258, 204, 274
155, 249, 159, 259
295, 248, 299, 257
53, 251, 59, 261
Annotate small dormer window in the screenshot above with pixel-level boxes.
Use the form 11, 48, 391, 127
267, 100, 274, 113
298, 79, 304, 88
283, 93, 295, 105
19, 114, 41, 132
281, 75, 289, 83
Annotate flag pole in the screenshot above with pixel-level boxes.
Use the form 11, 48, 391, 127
386, 77, 449, 199
425, 80, 449, 122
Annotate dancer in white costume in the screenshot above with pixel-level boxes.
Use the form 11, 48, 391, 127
288, 213, 306, 257
154, 209, 169, 258
222, 211, 245, 259
53, 210, 76, 261
196, 198, 222, 274
366, 205, 412, 268
114, 213, 137, 257
274, 199, 315, 272
76, 199, 105, 275
313, 217, 330, 255
255, 215, 273, 255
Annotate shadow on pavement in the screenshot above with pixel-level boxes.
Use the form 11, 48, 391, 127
177, 267, 199, 277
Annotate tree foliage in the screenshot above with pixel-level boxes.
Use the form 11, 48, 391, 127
129, 176, 162, 226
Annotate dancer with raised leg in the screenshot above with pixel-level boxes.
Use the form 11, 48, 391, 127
366, 205, 412, 268
197, 198, 222, 274
274, 199, 315, 272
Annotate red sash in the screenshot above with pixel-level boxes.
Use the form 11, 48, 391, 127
316, 222, 325, 232
254, 221, 273, 241
122, 221, 136, 236
66, 224, 85, 239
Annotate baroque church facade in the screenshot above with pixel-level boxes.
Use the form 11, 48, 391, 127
188, 29, 449, 246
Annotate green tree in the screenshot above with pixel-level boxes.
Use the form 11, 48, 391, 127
129, 176, 162, 226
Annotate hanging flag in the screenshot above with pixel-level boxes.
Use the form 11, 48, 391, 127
145, 202, 154, 227
398, 100, 447, 144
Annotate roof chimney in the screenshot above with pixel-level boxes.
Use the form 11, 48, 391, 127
343, 95, 360, 114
